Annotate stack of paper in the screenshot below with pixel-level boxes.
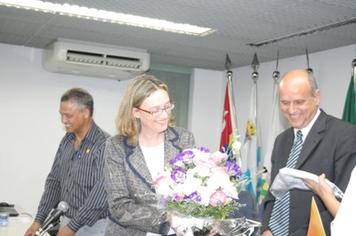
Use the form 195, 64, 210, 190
270, 168, 344, 200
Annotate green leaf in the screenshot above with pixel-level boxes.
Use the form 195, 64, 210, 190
167, 200, 242, 220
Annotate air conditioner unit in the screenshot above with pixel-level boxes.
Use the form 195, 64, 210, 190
43, 39, 150, 80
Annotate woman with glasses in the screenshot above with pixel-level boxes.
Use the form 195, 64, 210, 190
103, 74, 195, 236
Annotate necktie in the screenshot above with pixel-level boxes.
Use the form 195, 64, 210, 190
269, 130, 303, 235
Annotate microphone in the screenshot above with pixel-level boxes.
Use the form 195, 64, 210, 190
36, 201, 69, 235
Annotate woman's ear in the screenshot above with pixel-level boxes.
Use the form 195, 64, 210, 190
132, 107, 141, 119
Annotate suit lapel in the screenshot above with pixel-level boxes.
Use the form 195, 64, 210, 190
164, 127, 182, 165
129, 146, 153, 184
296, 111, 327, 169
281, 129, 294, 168
124, 138, 154, 191
125, 127, 182, 190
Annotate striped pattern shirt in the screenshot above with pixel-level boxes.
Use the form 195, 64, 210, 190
35, 121, 109, 232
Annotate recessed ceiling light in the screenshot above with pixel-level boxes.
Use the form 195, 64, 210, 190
0, 0, 215, 36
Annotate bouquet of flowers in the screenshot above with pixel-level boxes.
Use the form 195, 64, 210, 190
152, 147, 260, 235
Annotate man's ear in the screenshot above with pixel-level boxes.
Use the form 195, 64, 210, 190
83, 108, 91, 119
314, 89, 321, 106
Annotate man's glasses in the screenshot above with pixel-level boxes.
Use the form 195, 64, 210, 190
136, 103, 175, 118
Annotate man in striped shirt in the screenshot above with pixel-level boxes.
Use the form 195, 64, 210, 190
25, 88, 109, 236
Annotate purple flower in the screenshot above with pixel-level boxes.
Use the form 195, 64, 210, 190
172, 193, 185, 202
186, 191, 202, 203
198, 147, 210, 153
169, 150, 194, 166
171, 167, 186, 183
225, 161, 242, 178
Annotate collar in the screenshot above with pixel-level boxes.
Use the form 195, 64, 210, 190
294, 108, 321, 142
67, 121, 97, 144
124, 126, 179, 150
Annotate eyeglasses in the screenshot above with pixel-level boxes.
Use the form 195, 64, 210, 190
136, 103, 175, 118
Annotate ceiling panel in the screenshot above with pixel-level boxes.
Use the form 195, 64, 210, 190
0, 0, 355, 70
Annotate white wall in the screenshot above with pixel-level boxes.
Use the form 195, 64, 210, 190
190, 43, 356, 172
232, 45, 356, 154
1, 42, 355, 217
188, 69, 225, 150
0, 43, 129, 215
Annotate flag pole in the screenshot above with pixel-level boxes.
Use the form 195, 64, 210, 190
306, 48, 313, 73
353, 57, 356, 112
272, 50, 280, 84
341, 58, 356, 124
251, 53, 260, 176
266, 51, 281, 176
251, 53, 259, 132
244, 53, 260, 198
272, 51, 281, 131
224, 54, 242, 166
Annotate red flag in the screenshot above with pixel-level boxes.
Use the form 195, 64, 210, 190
219, 78, 241, 165
220, 82, 233, 150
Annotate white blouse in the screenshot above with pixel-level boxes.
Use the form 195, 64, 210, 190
140, 143, 175, 236
331, 167, 356, 235
140, 142, 165, 180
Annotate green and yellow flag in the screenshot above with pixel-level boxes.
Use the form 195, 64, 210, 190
342, 73, 356, 124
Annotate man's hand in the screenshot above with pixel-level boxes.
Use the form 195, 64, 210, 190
24, 222, 41, 236
57, 225, 75, 236
261, 229, 273, 236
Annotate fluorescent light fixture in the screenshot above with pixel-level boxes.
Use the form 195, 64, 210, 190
0, 0, 215, 36
247, 16, 356, 47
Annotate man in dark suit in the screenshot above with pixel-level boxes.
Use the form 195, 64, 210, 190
261, 69, 356, 236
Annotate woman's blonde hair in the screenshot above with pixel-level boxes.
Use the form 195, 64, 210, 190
115, 74, 174, 145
